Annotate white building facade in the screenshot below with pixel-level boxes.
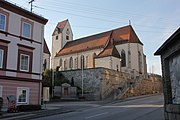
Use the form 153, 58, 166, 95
0, 1, 48, 109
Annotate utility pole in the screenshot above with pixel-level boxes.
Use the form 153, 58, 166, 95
81, 50, 84, 97
29, 0, 35, 12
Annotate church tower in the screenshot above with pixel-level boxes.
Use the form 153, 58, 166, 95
51, 19, 73, 69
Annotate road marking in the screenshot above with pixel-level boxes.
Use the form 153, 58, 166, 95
103, 104, 163, 108
85, 112, 109, 119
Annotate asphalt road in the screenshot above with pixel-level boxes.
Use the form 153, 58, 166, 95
35, 95, 164, 120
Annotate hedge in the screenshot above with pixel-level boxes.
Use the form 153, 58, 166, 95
17, 105, 41, 112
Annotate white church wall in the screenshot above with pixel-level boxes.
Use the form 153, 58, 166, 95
52, 33, 62, 58
130, 43, 145, 74
51, 33, 62, 70
116, 43, 146, 74
62, 21, 73, 46
115, 44, 129, 72
55, 48, 102, 71
95, 56, 120, 71
95, 57, 111, 69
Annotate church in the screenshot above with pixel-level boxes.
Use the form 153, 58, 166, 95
51, 19, 147, 77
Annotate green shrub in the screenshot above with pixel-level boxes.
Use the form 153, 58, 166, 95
17, 105, 41, 112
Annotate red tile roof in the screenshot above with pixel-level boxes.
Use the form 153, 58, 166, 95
57, 19, 68, 29
56, 25, 142, 57
44, 39, 51, 55
56, 31, 111, 56
52, 19, 68, 35
97, 45, 120, 58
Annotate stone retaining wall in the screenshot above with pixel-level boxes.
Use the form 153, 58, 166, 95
124, 74, 163, 98
61, 68, 129, 100
61, 68, 163, 100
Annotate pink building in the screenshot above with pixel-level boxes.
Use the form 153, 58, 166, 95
0, 0, 48, 109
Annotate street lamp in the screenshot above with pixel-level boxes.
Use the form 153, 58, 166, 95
51, 69, 54, 98
51, 66, 60, 98
120, 58, 122, 76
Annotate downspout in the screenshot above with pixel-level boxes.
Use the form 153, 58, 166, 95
39, 25, 44, 105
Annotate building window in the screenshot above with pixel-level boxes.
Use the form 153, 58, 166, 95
69, 57, 73, 69
121, 50, 126, 67
92, 53, 96, 68
20, 54, 30, 72
59, 58, 62, 67
86, 56, 89, 68
0, 41, 9, 70
0, 86, 2, 97
0, 10, 9, 32
75, 57, 78, 69
17, 87, 29, 104
0, 49, 4, 68
17, 44, 34, 73
128, 51, 131, 68
56, 35, 58, 40
22, 22, 32, 38
64, 59, 67, 70
0, 14, 6, 31
66, 35, 69, 40
21, 19, 33, 39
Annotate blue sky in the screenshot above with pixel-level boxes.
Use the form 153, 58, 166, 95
9, 0, 180, 75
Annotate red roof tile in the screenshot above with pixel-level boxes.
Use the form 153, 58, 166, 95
56, 25, 142, 57
97, 46, 120, 58
57, 19, 68, 29
56, 31, 111, 56
52, 19, 68, 35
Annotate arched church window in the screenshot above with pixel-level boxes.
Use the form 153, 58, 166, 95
80, 55, 85, 69
64, 59, 68, 70
128, 51, 131, 68
138, 51, 142, 73
86, 56, 89, 68
59, 58, 62, 67
92, 53, 96, 68
74, 57, 78, 69
121, 50, 126, 67
69, 57, 73, 69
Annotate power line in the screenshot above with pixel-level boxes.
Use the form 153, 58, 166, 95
34, 5, 178, 31
46, 21, 176, 34
41, 0, 179, 23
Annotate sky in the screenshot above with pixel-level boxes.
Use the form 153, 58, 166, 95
8, 0, 180, 75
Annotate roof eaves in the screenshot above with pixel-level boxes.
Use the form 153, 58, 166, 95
154, 28, 180, 55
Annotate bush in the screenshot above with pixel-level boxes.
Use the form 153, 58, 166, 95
17, 105, 41, 112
